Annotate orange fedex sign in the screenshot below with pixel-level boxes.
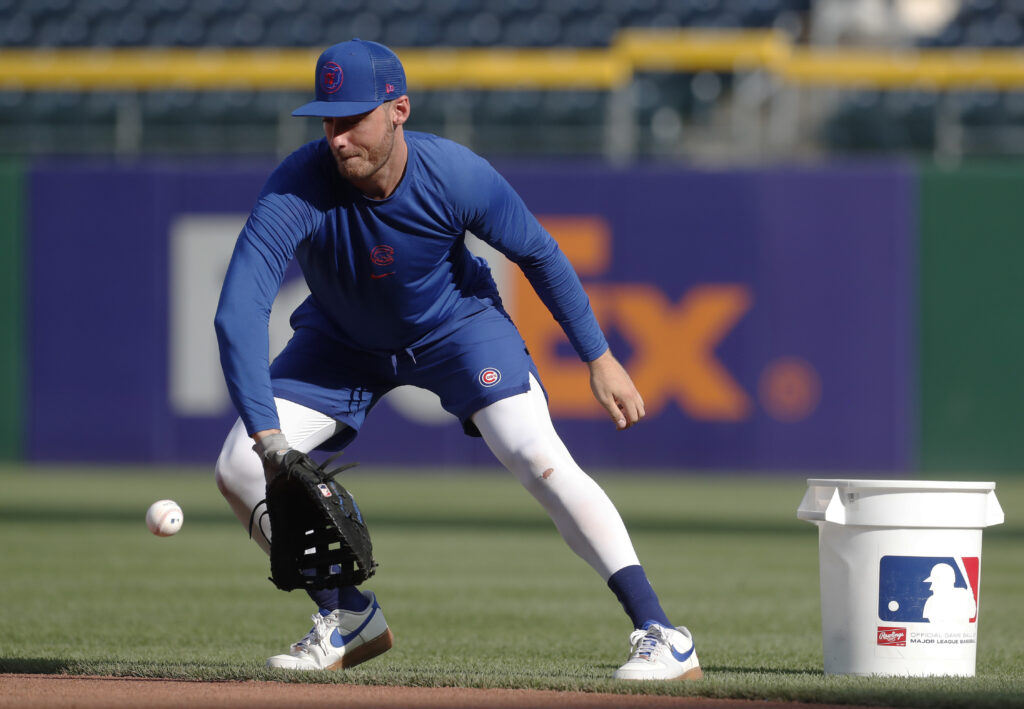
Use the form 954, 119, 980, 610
510, 216, 817, 423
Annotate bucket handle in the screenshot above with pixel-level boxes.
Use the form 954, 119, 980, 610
796, 487, 844, 524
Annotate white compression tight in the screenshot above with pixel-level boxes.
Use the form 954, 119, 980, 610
471, 374, 640, 580
214, 375, 639, 580
215, 399, 345, 555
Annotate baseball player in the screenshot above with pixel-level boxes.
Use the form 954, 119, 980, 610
213, 39, 701, 681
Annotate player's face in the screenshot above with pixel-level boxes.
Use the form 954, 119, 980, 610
322, 100, 400, 184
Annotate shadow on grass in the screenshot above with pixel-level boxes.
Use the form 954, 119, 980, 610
0, 657, 248, 677
0, 657, 73, 674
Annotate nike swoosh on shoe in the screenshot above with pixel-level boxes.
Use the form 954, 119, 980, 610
330, 604, 379, 648
671, 643, 695, 663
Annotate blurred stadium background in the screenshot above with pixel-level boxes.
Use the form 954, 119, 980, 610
1, 0, 1023, 476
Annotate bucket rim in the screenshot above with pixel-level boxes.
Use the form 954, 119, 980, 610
805, 478, 996, 492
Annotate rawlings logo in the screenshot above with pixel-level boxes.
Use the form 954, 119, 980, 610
877, 627, 907, 646
321, 62, 344, 94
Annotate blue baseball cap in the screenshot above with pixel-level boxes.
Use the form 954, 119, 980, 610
292, 39, 407, 118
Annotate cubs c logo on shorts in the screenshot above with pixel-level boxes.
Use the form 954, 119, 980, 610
478, 367, 501, 387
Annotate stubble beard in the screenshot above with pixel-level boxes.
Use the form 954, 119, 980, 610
333, 118, 396, 184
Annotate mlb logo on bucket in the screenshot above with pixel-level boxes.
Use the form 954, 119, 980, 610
878, 556, 979, 624
877, 626, 907, 646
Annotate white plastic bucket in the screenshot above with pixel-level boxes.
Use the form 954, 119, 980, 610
797, 479, 1004, 677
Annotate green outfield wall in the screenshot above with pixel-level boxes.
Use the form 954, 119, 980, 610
919, 163, 1024, 473
0, 160, 23, 460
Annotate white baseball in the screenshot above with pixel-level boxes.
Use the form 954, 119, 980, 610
146, 499, 184, 537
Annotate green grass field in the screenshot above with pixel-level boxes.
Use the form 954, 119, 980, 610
1, 465, 1021, 708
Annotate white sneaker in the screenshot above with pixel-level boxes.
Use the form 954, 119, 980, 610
266, 591, 393, 670
612, 621, 703, 680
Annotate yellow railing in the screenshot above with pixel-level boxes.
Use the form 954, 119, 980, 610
2, 29, 1024, 91
615, 29, 1024, 89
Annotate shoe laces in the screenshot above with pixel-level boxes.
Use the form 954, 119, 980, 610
293, 612, 333, 653
629, 624, 669, 660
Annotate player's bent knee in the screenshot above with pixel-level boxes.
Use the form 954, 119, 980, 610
214, 420, 263, 497
214, 452, 239, 499
503, 443, 556, 479
214, 455, 242, 499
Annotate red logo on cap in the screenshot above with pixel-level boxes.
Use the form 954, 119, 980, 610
385, 83, 396, 94
321, 61, 344, 94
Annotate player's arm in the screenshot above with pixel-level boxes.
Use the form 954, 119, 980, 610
517, 238, 645, 429
214, 172, 317, 439
457, 158, 644, 429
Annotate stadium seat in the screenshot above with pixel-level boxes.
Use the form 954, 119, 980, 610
1003, 91, 1024, 122
346, 12, 384, 44
0, 11, 34, 46
885, 90, 939, 151
561, 12, 619, 46
81, 91, 123, 122
261, 11, 326, 46
0, 89, 28, 122
989, 12, 1023, 46
91, 12, 148, 46
822, 90, 893, 152
147, 14, 207, 46
142, 91, 201, 122
149, 0, 190, 18
955, 90, 1004, 127
0, 0, 825, 48
24, 91, 87, 121
384, 15, 442, 46
4, 0, 1018, 159
732, 0, 784, 28
202, 13, 268, 46
498, 13, 564, 46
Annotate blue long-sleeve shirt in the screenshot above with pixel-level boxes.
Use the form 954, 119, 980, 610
215, 131, 607, 435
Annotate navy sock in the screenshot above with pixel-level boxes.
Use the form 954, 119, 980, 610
306, 586, 339, 612
336, 585, 370, 612
607, 565, 673, 630
305, 585, 369, 613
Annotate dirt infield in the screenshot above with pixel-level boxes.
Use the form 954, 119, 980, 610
0, 674, 890, 709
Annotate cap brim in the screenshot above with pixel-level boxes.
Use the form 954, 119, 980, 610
292, 99, 383, 118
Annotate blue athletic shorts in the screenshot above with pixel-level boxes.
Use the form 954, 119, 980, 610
269, 306, 543, 450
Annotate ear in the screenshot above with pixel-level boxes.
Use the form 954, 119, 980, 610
390, 96, 410, 127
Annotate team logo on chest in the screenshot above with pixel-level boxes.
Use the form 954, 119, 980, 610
369, 245, 396, 279
478, 368, 501, 387
370, 245, 395, 266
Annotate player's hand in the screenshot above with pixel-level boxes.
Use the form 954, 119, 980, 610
587, 350, 645, 430
252, 430, 291, 483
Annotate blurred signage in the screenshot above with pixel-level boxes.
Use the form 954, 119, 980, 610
28, 161, 914, 470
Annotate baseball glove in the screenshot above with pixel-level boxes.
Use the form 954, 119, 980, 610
260, 450, 377, 591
